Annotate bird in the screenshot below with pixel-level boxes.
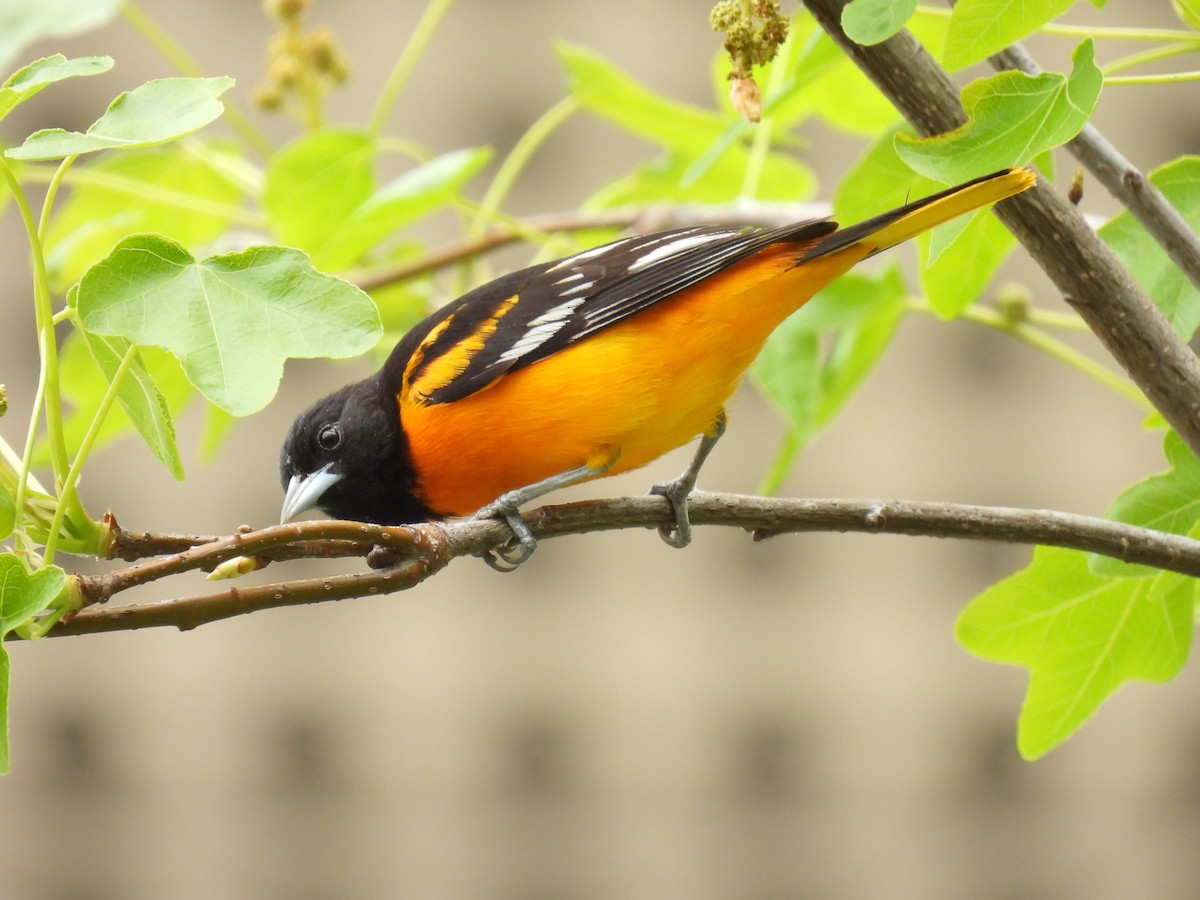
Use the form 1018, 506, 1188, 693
280, 166, 1035, 568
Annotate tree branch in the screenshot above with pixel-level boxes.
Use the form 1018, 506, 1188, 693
28, 492, 1200, 638
802, 0, 1200, 459
84, 520, 431, 604
990, 41, 1200, 297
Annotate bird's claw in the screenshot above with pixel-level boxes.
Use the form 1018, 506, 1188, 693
650, 477, 694, 549
472, 497, 538, 572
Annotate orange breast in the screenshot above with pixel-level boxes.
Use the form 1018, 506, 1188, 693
400, 245, 868, 516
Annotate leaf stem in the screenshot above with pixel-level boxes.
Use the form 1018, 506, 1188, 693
12, 362, 48, 554
19, 161, 266, 227
0, 160, 70, 493
913, 7, 1200, 43
910, 299, 1153, 411
757, 429, 804, 495
1021, 306, 1090, 332
375, 137, 433, 162
120, 1, 274, 157
43, 345, 139, 565
1102, 40, 1200, 76
1104, 70, 1200, 85
740, 26, 795, 200
468, 97, 580, 238
369, 0, 458, 136
37, 155, 76, 243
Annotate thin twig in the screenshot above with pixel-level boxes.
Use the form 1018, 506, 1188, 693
105, 521, 372, 563
29, 492, 1200, 638
85, 520, 431, 604
802, 0, 1200, 459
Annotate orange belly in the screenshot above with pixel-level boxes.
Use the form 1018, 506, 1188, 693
401, 247, 864, 516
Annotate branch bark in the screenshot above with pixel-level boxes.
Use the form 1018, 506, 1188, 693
28, 492, 1200, 638
802, 0, 1200, 458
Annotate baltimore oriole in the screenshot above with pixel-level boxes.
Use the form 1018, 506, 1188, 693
280, 167, 1035, 566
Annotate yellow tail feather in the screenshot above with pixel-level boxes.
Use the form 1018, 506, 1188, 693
810, 167, 1036, 262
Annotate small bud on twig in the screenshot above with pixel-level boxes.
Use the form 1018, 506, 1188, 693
264, 0, 308, 21
729, 76, 762, 123
1068, 168, 1084, 206
208, 555, 269, 580
996, 282, 1033, 326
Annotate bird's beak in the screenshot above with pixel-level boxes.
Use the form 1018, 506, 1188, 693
280, 464, 344, 523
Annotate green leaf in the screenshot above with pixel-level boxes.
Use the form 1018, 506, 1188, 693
80, 331, 184, 479
315, 146, 492, 270
709, 12, 948, 138
796, 57, 903, 136
0, 555, 63, 635
943, 0, 1076, 70
1091, 431, 1200, 577
844, 121, 995, 252
265, 133, 489, 269
558, 41, 727, 154
753, 325, 819, 441
590, 148, 814, 208
76, 235, 382, 416
0, 482, 13, 540
835, 123, 935, 222
46, 330, 194, 470
263, 128, 376, 258
561, 39, 820, 197
6, 76, 235, 160
1176, 0, 1200, 30
925, 211, 976, 266
917, 209, 1016, 318
842, 0, 918, 45
957, 545, 1192, 759
0, 554, 67, 774
896, 38, 1101, 183
752, 268, 907, 443
0, 0, 120, 73
1100, 156, 1200, 339
836, 124, 1016, 318
759, 22, 898, 135
45, 141, 245, 292
0, 54, 112, 122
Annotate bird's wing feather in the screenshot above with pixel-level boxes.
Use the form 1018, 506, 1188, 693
398, 220, 836, 406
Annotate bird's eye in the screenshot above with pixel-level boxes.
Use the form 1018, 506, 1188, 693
316, 423, 342, 451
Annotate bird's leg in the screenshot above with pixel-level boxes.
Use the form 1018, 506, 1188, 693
650, 409, 727, 549
472, 452, 618, 571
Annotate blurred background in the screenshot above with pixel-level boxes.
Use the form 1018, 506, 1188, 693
2, 1, 1200, 897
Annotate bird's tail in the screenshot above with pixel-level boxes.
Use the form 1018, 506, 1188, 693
802, 167, 1036, 264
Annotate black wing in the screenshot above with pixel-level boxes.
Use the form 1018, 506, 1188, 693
397, 220, 835, 406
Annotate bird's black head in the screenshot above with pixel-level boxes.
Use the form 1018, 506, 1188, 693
279, 373, 437, 525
